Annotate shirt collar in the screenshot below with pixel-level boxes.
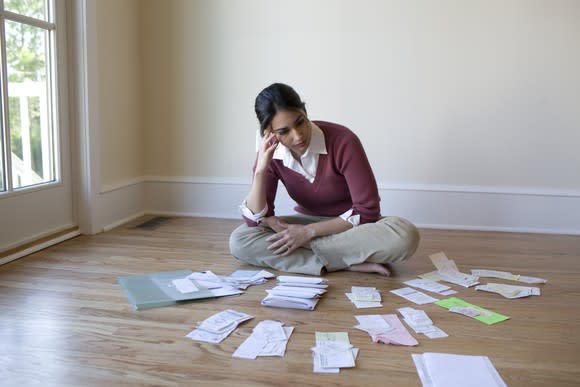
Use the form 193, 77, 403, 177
272, 122, 327, 161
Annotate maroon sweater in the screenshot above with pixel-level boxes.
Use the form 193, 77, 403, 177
243, 120, 381, 227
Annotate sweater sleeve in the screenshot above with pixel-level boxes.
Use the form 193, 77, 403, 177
335, 133, 381, 224
241, 155, 279, 227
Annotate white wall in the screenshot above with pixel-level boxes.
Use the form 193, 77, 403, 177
97, 0, 143, 189
141, 0, 580, 190
93, 0, 580, 234
74, 0, 146, 234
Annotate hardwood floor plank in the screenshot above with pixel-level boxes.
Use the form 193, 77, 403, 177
1, 216, 579, 386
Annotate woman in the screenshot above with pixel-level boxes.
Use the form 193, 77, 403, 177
229, 83, 419, 276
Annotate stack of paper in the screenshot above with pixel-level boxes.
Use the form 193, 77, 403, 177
276, 275, 328, 289
346, 286, 383, 308
261, 276, 328, 310
354, 314, 418, 346
412, 352, 507, 387
312, 332, 358, 373
475, 283, 540, 299
471, 269, 547, 284
188, 269, 274, 293
185, 271, 244, 297
423, 252, 479, 288
220, 269, 276, 289
233, 320, 294, 359
186, 309, 253, 343
398, 307, 448, 339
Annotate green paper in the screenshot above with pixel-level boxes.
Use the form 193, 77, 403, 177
315, 332, 351, 344
435, 297, 510, 325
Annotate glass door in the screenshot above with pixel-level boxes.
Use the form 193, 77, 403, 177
0, 0, 74, 255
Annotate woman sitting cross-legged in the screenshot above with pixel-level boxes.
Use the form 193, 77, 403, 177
229, 83, 420, 276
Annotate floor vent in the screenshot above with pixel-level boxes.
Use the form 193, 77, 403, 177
134, 217, 172, 230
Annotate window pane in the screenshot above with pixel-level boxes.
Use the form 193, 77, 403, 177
4, 0, 48, 21
7, 20, 54, 189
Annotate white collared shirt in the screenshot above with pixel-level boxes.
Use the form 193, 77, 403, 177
242, 122, 360, 226
270, 122, 327, 183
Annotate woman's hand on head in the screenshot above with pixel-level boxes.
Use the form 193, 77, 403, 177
255, 131, 279, 174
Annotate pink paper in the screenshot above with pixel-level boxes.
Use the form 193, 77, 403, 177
373, 314, 418, 346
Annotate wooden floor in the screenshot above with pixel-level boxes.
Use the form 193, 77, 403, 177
1, 216, 579, 386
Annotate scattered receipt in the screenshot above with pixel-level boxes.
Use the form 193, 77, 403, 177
355, 314, 418, 346
404, 278, 457, 296
351, 286, 381, 301
186, 309, 253, 343
186, 271, 244, 297
398, 307, 448, 339
391, 287, 439, 305
222, 269, 275, 289
471, 269, 547, 284
426, 252, 479, 287
346, 286, 382, 308
312, 332, 358, 373
475, 283, 541, 299
233, 320, 294, 359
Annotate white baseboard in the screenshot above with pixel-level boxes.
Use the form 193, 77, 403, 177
0, 229, 81, 266
97, 181, 145, 232
378, 187, 580, 235
0, 222, 78, 253
98, 176, 580, 235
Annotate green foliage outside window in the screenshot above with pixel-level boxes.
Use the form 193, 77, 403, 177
6, 0, 48, 178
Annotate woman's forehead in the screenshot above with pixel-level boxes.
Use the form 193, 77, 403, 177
271, 109, 304, 130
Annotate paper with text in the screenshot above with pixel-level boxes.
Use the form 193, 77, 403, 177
471, 269, 547, 284
398, 307, 448, 339
435, 298, 509, 325
428, 252, 479, 287
186, 309, 253, 343
312, 332, 357, 373
391, 287, 439, 305
346, 293, 383, 308
404, 278, 457, 295
475, 282, 541, 299
233, 320, 294, 359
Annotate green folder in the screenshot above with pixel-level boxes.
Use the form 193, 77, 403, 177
119, 269, 216, 310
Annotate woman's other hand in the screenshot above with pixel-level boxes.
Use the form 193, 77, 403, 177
260, 216, 289, 233
266, 224, 315, 256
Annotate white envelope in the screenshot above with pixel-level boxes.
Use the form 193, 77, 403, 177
261, 294, 319, 311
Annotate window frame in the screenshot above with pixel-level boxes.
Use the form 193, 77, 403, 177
0, 0, 60, 196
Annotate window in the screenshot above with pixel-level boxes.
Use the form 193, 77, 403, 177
0, 0, 57, 192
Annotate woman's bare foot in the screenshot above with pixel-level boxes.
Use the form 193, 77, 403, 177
346, 262, 391, 276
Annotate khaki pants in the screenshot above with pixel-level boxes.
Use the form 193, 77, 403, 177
229, 214, 420, 275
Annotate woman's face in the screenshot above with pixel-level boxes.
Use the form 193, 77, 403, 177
268, 109, 312, 157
